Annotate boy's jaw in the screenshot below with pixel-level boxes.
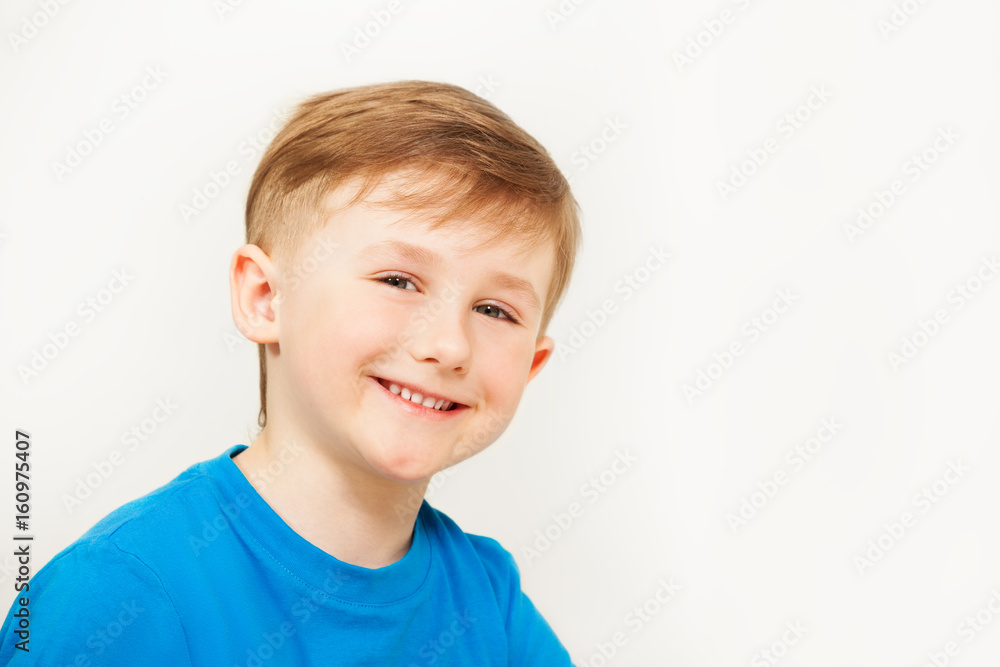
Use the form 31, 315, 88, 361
369, 375, 470, 420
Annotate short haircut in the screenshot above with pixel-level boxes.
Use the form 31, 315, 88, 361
244, 80, 582, 428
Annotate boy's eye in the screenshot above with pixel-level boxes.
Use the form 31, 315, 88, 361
379, 274, 519, 324
381, 274, 417, 291
474, 304, 517, 323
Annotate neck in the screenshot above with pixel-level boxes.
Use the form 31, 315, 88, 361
232, 427, 430, 569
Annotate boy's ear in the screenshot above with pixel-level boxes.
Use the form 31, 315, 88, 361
526, 335, 555, 384
230, 244, 281, 344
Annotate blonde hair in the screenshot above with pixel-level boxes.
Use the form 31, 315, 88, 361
244, 80, 581, 428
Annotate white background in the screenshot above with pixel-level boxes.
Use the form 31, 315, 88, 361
3, 1, 999, 665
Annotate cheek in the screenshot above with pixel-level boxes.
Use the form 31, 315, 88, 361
283, 286, 380, 394
477, 335, 536, 394
297, 289, 413, 381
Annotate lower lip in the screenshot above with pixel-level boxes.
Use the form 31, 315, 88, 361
370, 377, 466, 421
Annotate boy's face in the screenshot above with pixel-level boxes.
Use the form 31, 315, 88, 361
257, 185, 556, 484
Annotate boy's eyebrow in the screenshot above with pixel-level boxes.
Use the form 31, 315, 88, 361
358, 239, 541, 313
483, 269, 541, 313
357, 239, 442, 267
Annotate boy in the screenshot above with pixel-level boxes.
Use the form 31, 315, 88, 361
1, 80, 581, 665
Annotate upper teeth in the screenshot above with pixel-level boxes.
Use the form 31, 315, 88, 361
388, 382, 453, 411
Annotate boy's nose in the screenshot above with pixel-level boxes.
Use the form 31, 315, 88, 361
407, 305, 472, 371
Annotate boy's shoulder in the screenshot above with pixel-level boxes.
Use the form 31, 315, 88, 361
0, 452, 227, 664
27, 446, 245, 606
421, 502, 527, 598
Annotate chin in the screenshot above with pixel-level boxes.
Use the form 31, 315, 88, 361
367, 448, 443, 484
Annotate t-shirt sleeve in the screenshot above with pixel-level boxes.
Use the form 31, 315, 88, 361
507, 583, 576, 666
471, 535, 576, 666
0, 539, 191, 665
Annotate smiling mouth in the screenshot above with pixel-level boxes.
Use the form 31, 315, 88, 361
375, 378, 463, 412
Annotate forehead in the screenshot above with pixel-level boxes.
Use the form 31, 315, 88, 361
346, 204, 556, 282
316, 173, 556, 263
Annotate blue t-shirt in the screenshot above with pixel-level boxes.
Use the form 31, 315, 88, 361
0, 445, 574, 665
